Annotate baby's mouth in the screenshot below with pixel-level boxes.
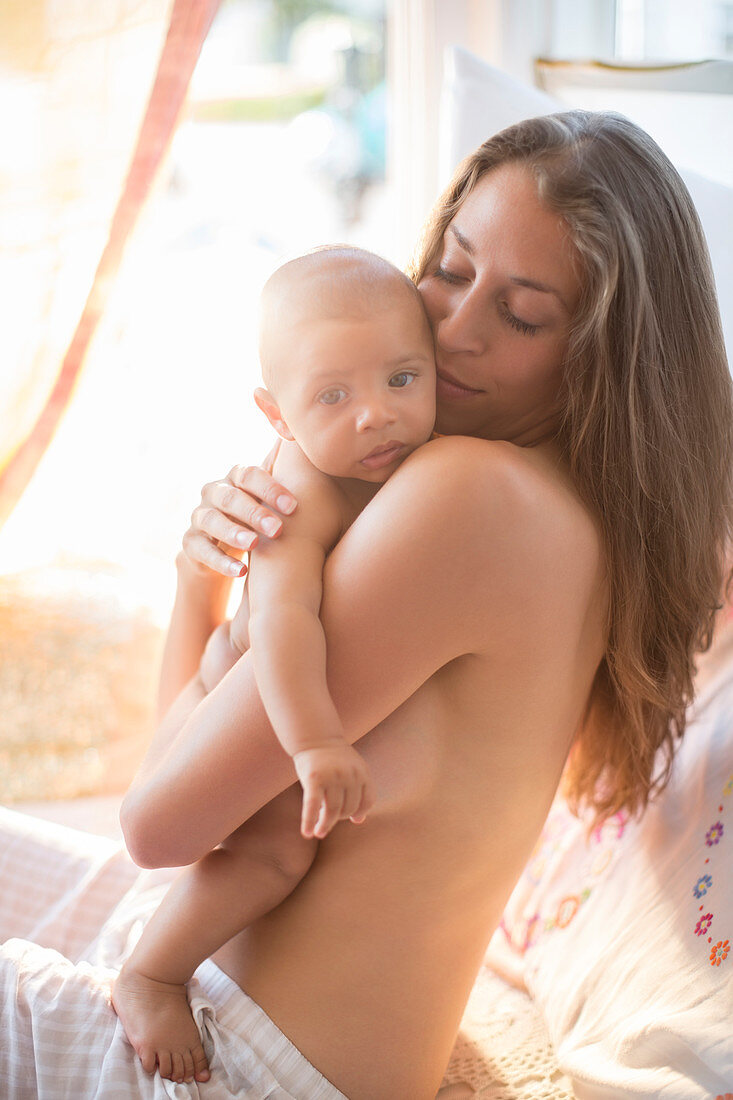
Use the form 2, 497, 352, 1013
360, 441, 405, 469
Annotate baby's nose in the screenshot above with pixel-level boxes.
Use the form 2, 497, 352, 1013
355, 399, 395, 431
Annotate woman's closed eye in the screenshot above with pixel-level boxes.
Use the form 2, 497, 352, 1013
499, 302, 540, 337
433, 264, 465, 286
433, 261, 541, 336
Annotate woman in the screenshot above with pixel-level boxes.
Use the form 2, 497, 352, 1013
2, 111, 731, 1099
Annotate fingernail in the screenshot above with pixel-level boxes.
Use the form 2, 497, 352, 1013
262, 516, 282, 537
229, 561, 244, 575
277, 494, 296, 514
236, 530, 255, 547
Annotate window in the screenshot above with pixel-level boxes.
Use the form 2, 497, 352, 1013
615, 0, 733, 60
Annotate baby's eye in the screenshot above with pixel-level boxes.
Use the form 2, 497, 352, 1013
389, 372, 415, 388
318, 388, 347, 405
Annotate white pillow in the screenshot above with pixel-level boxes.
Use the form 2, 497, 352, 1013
438, 46, 558, 185
486, 660, 733, 1099
440, 46, 733, 362
680, 168, 733, 362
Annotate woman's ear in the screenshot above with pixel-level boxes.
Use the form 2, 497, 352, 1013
253, 387, 295, 441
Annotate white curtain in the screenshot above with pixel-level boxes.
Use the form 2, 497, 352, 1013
0, 0, 219, 529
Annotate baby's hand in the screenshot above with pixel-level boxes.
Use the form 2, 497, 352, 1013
293, 744, 374, 840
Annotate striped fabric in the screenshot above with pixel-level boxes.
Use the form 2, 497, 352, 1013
0, 807, 347, 1099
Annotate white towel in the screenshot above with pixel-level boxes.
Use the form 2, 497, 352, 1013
0, 807, 346, 1100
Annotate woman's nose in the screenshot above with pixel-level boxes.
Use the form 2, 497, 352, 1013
436, 292, 487, 355
355, 398, 395, 432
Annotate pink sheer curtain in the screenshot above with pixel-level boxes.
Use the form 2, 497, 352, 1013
0, 0, 220, 531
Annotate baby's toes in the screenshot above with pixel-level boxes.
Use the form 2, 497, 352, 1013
156, 1050, 173, 1079
138, 1046, 157, 1076
171, 1051, 185, 1083
181, 1048, 195, 1083
193, 1042, 210, 1082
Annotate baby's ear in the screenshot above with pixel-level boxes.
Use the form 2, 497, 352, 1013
253, 387, 295, 441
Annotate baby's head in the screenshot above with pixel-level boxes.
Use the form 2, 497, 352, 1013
255, 247, 436, 483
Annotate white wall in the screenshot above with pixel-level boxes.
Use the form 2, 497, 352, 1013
387, 0, 617, 260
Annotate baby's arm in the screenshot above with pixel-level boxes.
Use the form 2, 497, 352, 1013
248, 506, 374, 840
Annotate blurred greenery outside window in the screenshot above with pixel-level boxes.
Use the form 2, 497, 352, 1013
189, 0, 387, 222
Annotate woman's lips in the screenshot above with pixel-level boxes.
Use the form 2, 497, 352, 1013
436, 367, 484, 400
360, 442, 406, 470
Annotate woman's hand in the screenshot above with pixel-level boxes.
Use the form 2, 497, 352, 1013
181, 449, 297, 579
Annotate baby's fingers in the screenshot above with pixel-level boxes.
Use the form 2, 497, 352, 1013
340, 777, 368, 823
300, 784, 325, 839
313, 786, 347, 840
349, 777, 376, 826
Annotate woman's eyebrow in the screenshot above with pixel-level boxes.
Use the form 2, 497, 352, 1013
510, 275, 567, 309
448, 224, 474, 255
448, 223, 569, 310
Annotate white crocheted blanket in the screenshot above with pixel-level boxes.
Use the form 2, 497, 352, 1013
441, 964, 571, 1100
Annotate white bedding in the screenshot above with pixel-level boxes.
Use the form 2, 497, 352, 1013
0, 804, 567, 1099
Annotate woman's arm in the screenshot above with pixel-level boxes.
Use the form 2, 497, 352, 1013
156, 451, 296, 717
122, 437, 586, 868
156, 555, 233, 719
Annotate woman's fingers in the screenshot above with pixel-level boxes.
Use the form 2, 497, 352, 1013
181, 463, 299, 578
199, 479, 278, 540
181, 530, 246, 578
190, 502, 259, 552
227, 464, 297, 524
194, 470, 292, 542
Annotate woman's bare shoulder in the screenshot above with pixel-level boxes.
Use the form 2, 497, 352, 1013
325, 434, 605, 667
381, 434, 602, 572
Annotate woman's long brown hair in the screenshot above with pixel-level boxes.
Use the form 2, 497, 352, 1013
409, 111, 733, 824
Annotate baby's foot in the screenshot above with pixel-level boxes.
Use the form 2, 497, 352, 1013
112, 963, 210, 1084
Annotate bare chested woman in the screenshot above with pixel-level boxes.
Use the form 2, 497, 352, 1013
2, 111, 729, 1100
116, 112, 732, 1098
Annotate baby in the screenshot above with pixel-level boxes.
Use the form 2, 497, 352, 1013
112, 246, 437, 1084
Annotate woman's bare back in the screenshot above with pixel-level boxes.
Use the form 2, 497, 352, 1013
213, 439, 608, 1099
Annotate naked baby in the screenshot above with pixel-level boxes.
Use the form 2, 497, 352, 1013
112, 246, 437, 1084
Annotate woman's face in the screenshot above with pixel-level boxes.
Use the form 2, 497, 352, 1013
418, 162, 582, 443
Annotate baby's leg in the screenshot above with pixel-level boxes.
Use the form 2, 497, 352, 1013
112, 785, 316, 1084
198, 622, 242, 693
198, 589, 251, 693
228, 586, 250, 653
